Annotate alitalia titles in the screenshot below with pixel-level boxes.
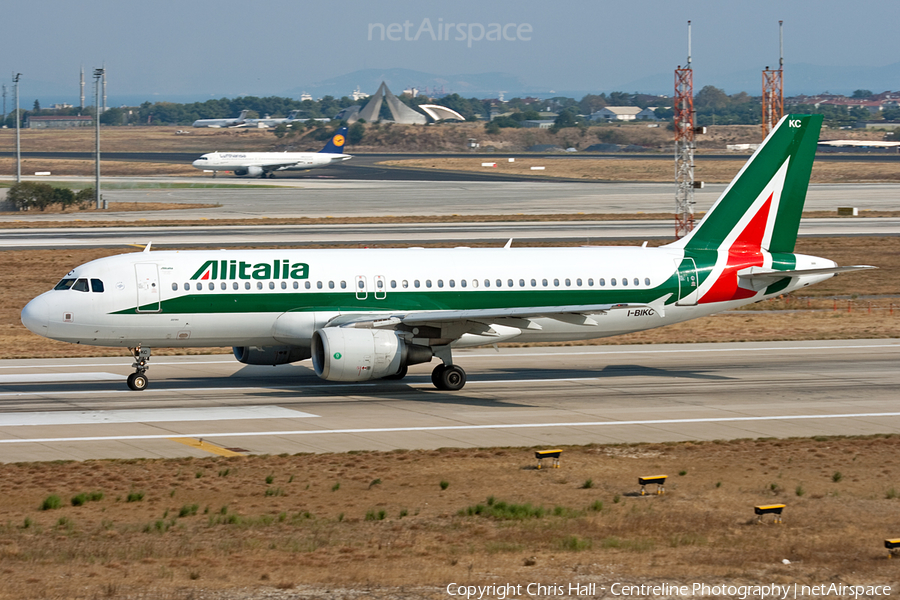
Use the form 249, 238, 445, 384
191, 260, 309, 281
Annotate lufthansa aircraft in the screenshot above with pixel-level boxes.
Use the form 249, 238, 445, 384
191, 127, 351, 178
21, 115, 872, 392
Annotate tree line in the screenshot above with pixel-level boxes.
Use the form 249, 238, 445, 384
4, 87, 897, 129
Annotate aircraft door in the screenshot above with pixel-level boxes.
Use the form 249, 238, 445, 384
675, 257, 699, 306
135, 263, 161, 312
355, 275, 367, 300
374, 275, 387, 300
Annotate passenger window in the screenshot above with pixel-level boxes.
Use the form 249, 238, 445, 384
184, 283, 190, 291
576, 278, 582, 287
622, 278, 628, 287
91, 279, 104, 293
402, 280, 408, 288
461, 280, 467, 288
376, 280, 383, 289
530, 279, 536, 287
519, 279, 525, 287
437, 280, 444, 288
565, 278, 571, 287
220, 282, 226, 290
317, 281, 323, 289
507, 279, 513, 287
172, 283, 178, 291
554, 279, 559, 287
449, 280, 455, 288
496, 279, 502, 287
588, 278, 594, 286
599, 278, 606, 287
634, 278, 640, 286
645, 278, 651, 286
391, 280, 397, 289
54, 279, 76, 291
245, 282, 251, 290
341, 281, 347, 289
293, 281, 299, 289
415, 280, 420, 288
305, 281, 311, 289
269, 281, 276, 290
611, 278, 617, 286
484, 279, 490, 288
357, 280, 364, 289
196, 282, 202, 291
257, 282, 263, 290
281, 281, 287, 290
329, 281, 335, 289
234, 282, 240, 290
209, 282, 215, 290
542, 279, 548, 287
471, 279, 477, 288
426, 280, 432, 288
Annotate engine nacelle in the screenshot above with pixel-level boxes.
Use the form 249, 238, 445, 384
233, 166, 264, 177
311, 328, 432, 382
233, 345, 310, 366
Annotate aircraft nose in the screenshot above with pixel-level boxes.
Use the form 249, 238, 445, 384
21, 294, 50, 336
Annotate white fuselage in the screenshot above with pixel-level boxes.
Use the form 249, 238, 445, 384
191, 151, 351, 176
21, 246, 834, 351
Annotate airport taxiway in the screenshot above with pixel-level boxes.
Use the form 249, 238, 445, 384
1, 339, 898, 462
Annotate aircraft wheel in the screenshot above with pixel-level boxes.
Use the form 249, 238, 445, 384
431, 364, 447, 389
439, 365, 467, 391
127, 373, 148, 391
384, 364, 408, 380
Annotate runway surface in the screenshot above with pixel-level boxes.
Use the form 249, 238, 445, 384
1, 339, 898, 462
2, 217, 899, 250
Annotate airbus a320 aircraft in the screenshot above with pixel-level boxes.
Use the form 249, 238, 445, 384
21, 115, 872, 392
191, 127, 351, 178
191, 110, 250, 128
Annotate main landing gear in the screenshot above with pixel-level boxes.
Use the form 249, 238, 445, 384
431, 364, 467, 391
127, 345, 151, 391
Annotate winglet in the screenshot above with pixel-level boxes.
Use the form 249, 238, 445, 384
143, 242, 152, 253
504, 239, 513, 249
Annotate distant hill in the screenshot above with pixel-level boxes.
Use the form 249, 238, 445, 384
281, 68, 550, 100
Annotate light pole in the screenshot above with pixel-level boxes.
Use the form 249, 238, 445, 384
93, 68, 104, 209
13, 73, 21, 183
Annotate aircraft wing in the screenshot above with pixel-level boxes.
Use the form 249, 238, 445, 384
325, 300, 669, 331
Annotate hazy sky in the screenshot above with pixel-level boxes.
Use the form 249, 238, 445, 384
2, 0, 897, 101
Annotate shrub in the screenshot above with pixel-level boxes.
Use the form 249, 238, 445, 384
178, 504, 199, 518
127, 491, 145, 503
832, 471, 843, 483
440, 480, 449, 490
581, 479, 593, 489
41, 494, 62, 510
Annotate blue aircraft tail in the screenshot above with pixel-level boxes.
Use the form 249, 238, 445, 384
319, 126, 349, 154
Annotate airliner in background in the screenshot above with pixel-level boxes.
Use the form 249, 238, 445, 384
191, 127, 351, 178
191, 110, 250, 128
21, 115, 873, 392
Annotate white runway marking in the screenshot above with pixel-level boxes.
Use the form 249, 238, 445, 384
0, 372, 123, 384
1, 411, 898, 444
0, 406, 317, 427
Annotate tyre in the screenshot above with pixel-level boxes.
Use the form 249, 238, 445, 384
431, 364, 447, 389
439, 365, 466, 391
128, 373, 148, 391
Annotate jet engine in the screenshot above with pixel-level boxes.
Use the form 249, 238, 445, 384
233, 345, 310, 366
233, 166, 264, 177
311, 328, 432, 382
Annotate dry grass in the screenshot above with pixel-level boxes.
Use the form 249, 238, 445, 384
1, 237, 897, 360
1, 437, 900, 599
381, 157, 900, 183
0, 157, 200, 177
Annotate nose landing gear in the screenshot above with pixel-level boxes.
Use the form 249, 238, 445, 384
127, 346, 151, 391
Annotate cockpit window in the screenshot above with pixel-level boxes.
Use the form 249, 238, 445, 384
72, 278, 89, 292
90, 279, 104, 293
54, 278, 76, 291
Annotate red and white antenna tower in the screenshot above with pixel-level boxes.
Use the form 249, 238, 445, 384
674, 21, 696, 239
762, 21, 784, 139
